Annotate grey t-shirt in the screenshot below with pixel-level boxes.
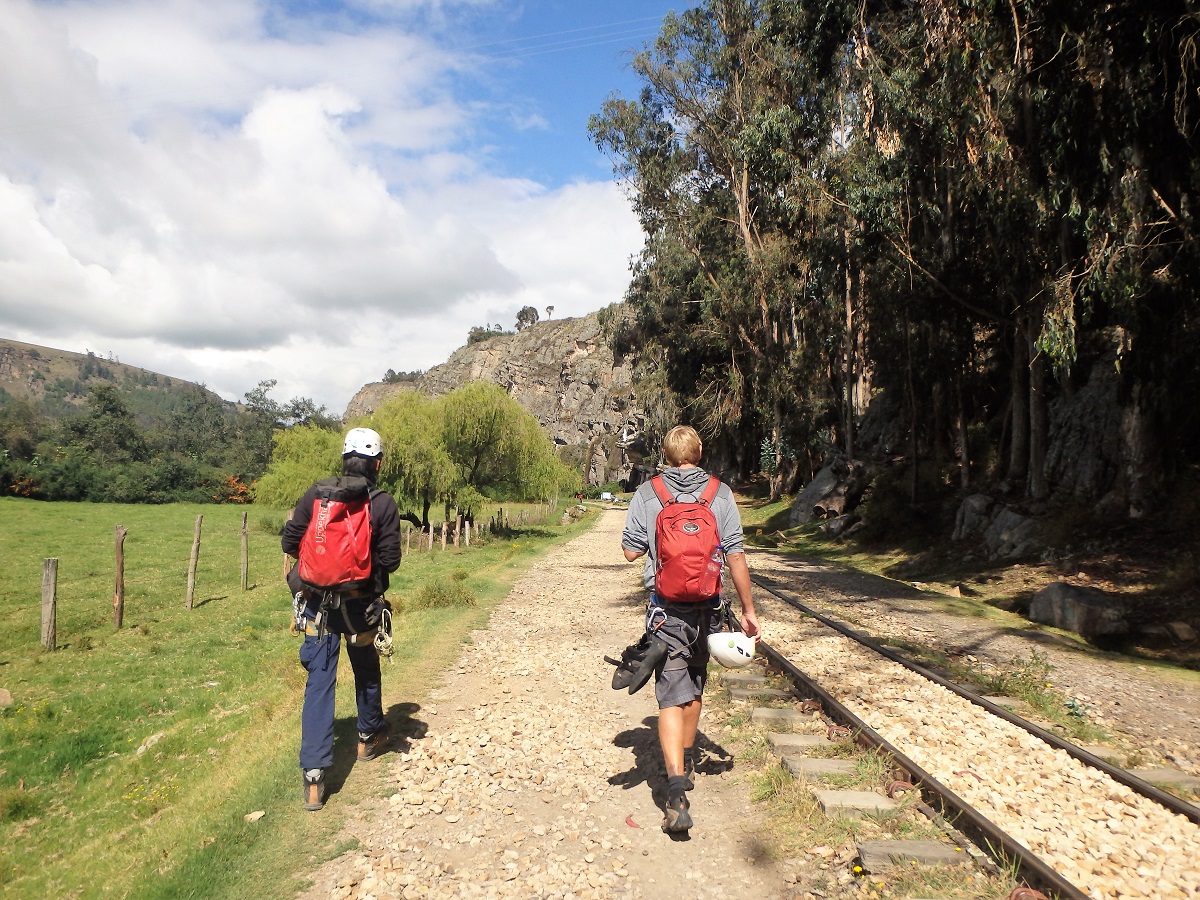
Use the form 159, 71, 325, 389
621, 467, 746, 592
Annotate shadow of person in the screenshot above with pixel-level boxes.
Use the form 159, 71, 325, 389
323, 702, 428, 798
607, 715, 735, 840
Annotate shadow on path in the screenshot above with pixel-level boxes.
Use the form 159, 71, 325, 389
324, 701, 427, 799
607, 715, 736, 840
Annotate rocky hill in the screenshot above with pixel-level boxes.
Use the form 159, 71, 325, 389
0, 337, 229, 424
344, 313, 648, 486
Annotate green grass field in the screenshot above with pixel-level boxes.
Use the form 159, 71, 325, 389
0, 496, 594, 899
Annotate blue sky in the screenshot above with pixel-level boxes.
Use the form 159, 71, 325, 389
0, 0, 680, 412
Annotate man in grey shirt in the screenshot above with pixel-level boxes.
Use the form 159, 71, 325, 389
621, 425, 759, 832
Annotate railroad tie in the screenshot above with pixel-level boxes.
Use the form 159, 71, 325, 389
856, 838, 970, 874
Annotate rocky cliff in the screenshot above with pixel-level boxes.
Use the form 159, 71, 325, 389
343, 313, 648, 486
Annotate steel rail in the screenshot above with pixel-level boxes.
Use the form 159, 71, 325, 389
753, 575, 1200, 826
756, 639, 1087, 900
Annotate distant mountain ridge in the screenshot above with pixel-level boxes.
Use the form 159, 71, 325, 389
344, 312, 648, 486
0, 337, 231, 425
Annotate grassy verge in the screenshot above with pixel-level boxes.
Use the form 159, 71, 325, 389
0, 496, 595, 899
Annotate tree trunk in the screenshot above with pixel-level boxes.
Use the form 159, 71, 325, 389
905, 311, 919, 504
1027, 317, 1049, 500
1008, 321, 1030, 485
768, 411, 784, 502
956, 376, 970, 491
843, 227, 856, 459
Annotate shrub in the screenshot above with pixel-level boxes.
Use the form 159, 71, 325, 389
407, 578, 477, 610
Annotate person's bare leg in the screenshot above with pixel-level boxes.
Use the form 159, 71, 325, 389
660, 698, 700, 831
683, 696, 701, 748
659, 698, 701, 775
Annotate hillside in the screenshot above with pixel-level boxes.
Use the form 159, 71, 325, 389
345, 312, 649, 486
0, 338, 232, 425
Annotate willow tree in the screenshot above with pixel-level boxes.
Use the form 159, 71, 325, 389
373, 392, 458, 527
436, 382, 581, 510
251, 424, 342, 508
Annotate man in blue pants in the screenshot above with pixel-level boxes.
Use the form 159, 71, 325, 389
282, 427, 402, 811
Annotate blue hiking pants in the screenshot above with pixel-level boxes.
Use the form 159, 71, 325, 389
298, 631, 385, 770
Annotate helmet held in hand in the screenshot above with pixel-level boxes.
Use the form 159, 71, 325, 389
707, 630, 756, 668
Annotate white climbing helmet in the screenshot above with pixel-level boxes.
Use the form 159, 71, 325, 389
343, 427, 383, 458
707, 630, 756, 668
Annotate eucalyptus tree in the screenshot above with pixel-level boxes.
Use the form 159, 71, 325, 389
591, 0, 857, 495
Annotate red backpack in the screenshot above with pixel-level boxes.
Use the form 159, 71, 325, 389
297, 476, 374, 594
651, 475, 724, 602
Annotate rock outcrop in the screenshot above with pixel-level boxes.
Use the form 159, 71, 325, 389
343, 313, 647, 486
1028, 582, 1129, 641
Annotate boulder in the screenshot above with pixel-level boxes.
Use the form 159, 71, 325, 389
983, 507, 1040, 559
789, 459, 867, 527
952, 495, 1040, 560
789, 465, 840, 526
952, 494, 994, 541
1028, 582, 1129, 641
1167, 621, 1197, 643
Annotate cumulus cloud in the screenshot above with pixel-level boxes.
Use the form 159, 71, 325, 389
0, 0, 643, 414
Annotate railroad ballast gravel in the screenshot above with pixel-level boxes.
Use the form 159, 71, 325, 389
763, 599, 1200, 900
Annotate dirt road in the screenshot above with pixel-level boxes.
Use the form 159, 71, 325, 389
299, 510, 782, 900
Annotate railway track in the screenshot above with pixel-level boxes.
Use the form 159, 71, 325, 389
749, 576, 1200, 900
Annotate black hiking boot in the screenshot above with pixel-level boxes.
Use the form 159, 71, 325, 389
303, 768, 326, 811
662, 792, 692, 833
683, 748, 696, 791
357, 723, 392, 761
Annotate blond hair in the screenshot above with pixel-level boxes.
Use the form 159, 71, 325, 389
662, 425, 703, 467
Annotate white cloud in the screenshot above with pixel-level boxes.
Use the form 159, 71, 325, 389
0, 0, 644, 414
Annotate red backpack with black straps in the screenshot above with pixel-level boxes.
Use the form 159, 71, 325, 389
297, 476, 374, 594
651, 475, 724, 602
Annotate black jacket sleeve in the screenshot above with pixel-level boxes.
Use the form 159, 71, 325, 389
370, 490, 402, 593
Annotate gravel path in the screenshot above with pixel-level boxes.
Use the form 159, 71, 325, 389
298, 511, 782, 900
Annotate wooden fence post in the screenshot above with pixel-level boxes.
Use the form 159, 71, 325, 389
240, 511, 249, 591
441, 521, 447, 551
41, 558, 58, 651
186, 515, 203, 610
404, 524, 411, 556
114, 526, 127, 629
454, 515, 462, 548
464, 520, 471, 547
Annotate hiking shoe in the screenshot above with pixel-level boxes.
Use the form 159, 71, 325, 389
303, 768, 326, 811
683, 753, 696, 792
662, 793, 692, 833
357, 724, 392, 761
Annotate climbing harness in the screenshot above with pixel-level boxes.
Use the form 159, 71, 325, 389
290, 589, 391, 659
374, 606, 394, 663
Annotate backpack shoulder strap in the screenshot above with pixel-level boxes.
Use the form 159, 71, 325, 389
699, 477, 720, 506
650, 475, 674, 506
